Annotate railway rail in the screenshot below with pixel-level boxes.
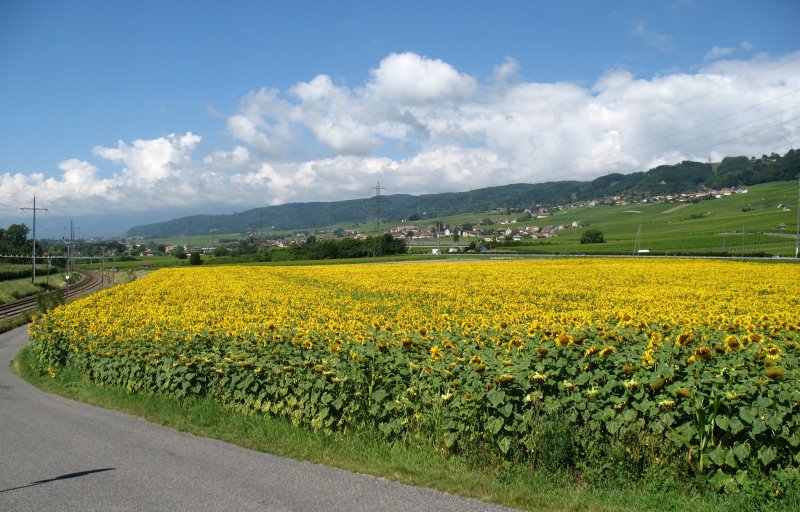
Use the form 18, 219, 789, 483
0, 271, 103, 320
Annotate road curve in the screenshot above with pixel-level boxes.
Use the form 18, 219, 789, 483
0, 326, 514, 512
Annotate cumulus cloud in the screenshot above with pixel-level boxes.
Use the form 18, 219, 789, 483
2, 50, 799, 221
366, 52, 477, 104
93, 132, 201, 185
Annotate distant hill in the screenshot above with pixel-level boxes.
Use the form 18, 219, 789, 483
127, 150, 800, 238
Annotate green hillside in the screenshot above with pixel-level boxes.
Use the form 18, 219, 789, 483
487, 180, 799, 257
127, 150, 800, 238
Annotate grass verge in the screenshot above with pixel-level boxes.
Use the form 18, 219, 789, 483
0, 313, 32, 335
12, 345, 796, 512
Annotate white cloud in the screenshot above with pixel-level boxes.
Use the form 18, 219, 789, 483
93, 132, 201, 184
632, 22, 676, 52
705, 46, 735, 60
2, 51, 799, 223
493, 57, 521, 84
366, 52, 478, 104
202, 146, 250, 169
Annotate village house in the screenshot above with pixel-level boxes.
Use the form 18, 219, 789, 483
390, 225, 419, 235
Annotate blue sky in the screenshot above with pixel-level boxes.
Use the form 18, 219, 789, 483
1, 0, 798, 236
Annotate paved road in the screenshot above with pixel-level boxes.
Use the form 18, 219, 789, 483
0, 326, 514, 512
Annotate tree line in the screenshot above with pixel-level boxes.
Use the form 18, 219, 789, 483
284, 233, 407, 260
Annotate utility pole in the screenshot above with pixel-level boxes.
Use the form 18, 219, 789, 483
370, 180, 385, 231
370, 181, 386, 257
64, 220, 79, 294
21, 196, 48, 283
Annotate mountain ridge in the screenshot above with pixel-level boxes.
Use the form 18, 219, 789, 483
127, 150, 800, 238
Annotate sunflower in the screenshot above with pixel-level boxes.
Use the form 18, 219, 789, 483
762, 343, 781, 360
658, 399, 675, 410
584, 345, 600, 358
725, 336, 742, 351
530, 372, 548, 383
599, 346, 617, 358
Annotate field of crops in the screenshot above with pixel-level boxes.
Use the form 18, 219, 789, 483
29, 259, 800, 495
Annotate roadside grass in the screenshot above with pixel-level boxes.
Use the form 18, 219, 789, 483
0, 273, 67, 305
0, 279, 40, 303
0, 313, 33, 335
13, 345, 796, 512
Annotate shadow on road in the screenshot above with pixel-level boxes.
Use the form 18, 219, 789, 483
0, 467, 115, 493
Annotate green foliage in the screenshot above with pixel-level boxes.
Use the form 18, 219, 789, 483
0, 223, 32, 254
288, 233, 407, 260
21, 345, 785, 512
0, 223, 43, 266
29, 315, 800, 501
36, 288, 64, 313
189, 252, 202, 265
580, 229, 605, 244
0, 265, 60, 282
172, 246, 187, 259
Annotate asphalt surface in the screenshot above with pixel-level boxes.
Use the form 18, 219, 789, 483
0, 326, 515, 511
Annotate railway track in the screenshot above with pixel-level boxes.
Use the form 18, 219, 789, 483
0, 271, 103, 320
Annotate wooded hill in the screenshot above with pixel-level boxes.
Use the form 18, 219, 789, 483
127, 150, 800, 238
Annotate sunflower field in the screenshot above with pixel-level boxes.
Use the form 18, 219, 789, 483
28, 259, 800, 495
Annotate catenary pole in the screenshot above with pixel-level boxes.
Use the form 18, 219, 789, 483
21, 196, 48, 283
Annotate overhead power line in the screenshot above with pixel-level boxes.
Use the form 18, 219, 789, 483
20, 196, 47, 283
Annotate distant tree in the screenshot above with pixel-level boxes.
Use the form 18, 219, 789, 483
189, 252, 202, 265
172, 246, 187, 259
580, 229, 605, 244
338, 237, 367, 258
256, 248, 274, 262
238, 236, 258, 255
213, 246, 229, 257
370, 233, 406, 257
0, 223, 31, 254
